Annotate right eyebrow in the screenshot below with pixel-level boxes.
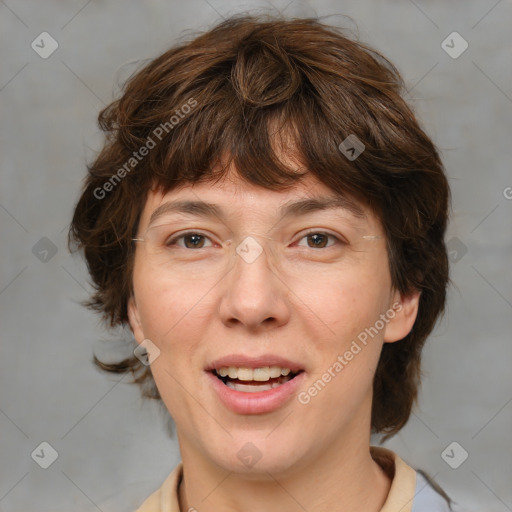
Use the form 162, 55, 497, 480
148, 200, 224, 226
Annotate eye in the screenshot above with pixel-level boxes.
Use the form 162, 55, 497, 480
166, 231, 215, 249
296, 231, 341, 249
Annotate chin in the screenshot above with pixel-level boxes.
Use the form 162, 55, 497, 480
206, 434, 309, 479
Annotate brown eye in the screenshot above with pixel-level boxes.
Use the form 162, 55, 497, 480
307, 233, 329, 248
183, 234, 206, 248
297, 232, 339, 249
165, 232, 214, 249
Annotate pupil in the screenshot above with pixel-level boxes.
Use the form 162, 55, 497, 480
309, 234, 327, 248
185, 234, 204, 248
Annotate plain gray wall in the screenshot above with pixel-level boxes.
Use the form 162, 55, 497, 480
1, 1, 511, 511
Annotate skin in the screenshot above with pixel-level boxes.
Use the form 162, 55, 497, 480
128, 165, 420, 512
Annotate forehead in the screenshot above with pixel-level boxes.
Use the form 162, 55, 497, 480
139, 171, 380, 232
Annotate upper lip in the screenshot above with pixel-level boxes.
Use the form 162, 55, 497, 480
206, 354, 304, 373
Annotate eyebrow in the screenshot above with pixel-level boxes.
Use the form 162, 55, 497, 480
147, 195, 366, 227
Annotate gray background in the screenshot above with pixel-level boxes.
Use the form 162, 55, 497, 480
1, 1, 511, 511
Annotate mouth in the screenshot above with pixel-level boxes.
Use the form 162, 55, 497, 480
211, 366, 303, 393
205, 356, 306, 414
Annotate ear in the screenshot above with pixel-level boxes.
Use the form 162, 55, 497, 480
127, 295, 145, 344
383, 288, 421, 343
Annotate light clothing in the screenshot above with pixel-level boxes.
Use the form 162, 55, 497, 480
136, 447, 451, 511
412, 472, 452, 512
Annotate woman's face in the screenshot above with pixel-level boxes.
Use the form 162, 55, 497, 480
128, 168, 419, 476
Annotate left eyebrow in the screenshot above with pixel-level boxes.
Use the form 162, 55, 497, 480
278, 196, 366, 220
147, 195, 366, 227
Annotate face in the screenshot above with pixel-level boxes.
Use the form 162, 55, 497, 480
128, 168, 419, 477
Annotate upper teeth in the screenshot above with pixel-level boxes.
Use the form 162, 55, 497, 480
215, 366, 291, 381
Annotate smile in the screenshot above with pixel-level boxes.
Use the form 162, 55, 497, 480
205, 357, 306, 414
214, 366, 299, 392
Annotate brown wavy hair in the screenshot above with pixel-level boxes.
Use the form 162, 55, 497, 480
69, 14, 450, 438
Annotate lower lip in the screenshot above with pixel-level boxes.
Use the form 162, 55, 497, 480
206, 371, 306, 415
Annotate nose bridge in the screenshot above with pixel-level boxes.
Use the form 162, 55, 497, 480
233, 232, 282, 277
219, 233, 289, 328
234, 233, 273, 264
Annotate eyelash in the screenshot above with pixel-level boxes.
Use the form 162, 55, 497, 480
165, 230, 345, 249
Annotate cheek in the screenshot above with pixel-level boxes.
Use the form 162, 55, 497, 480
294, 261, 392, 420
132, 264, 211, 419
132, 259, 215, 342
294, 259, 391, 344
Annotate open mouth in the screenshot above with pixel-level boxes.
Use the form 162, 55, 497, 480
212, 366, 303, 393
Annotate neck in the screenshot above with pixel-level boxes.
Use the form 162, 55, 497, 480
177, 419, 391, 512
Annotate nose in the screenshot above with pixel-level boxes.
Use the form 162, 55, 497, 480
218, 235, 291, 331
